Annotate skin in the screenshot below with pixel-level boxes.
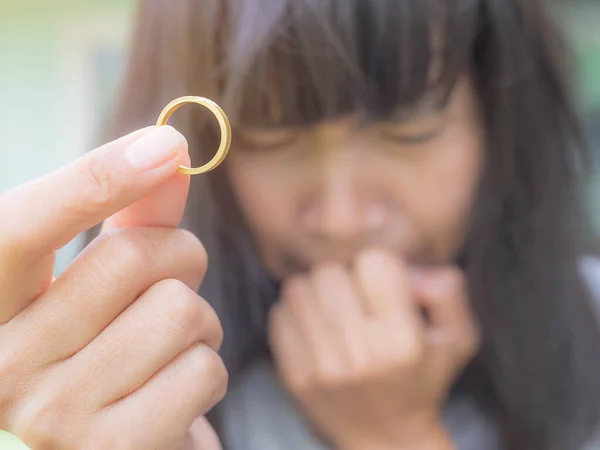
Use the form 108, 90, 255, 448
228, 77, 484, 277
0, 74, 482, 449
0, 126, 226, 450
227, 77, 484, 448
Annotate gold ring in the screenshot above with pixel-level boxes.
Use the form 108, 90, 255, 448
156, 96, 232, 175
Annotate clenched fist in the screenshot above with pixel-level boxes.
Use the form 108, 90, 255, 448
0, 127, 227, 449
268, 249, 479, 450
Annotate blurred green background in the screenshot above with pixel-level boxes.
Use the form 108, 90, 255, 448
1, 0, 135, 445
1, 0, 600, 276
1, 0, 600, 448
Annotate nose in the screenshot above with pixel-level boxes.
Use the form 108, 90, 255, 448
303, 162, 389, 243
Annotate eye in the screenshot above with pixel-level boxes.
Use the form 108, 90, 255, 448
235, 128, 301, 151
374, 114, 446, 145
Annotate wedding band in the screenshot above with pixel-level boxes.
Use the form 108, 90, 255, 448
156, 96, 232, 175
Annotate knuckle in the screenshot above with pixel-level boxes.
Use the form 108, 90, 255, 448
196, 296, 224, 350
188, 345, 229, 401
13, 391, 75, 449
347, 355, 393, 385
155, 279, 202, 335
281, 280, 311, 319
153, 280, 223, 350
314, 363, 346, 390
115, 230, 158, 267
347, 359, 376, 384
281, 275, 308, 301
311, 263, 347, 291
347, 369, 374, 386
210, 355, 229, 402
177, 229, 208, 268
94, 228, 206, 276
311, 261, 344, 280
93, 228, 155, 271
175, 229, 209, 288
391, 338, 424, 367
77, 156, 117, 211
93, 228, 208, 287
81, 230, 155, 295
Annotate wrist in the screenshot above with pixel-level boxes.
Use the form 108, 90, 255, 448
339, 421, 453, 450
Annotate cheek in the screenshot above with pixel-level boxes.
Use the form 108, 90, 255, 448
427, 129, 484, 253
415, 127, 484, 254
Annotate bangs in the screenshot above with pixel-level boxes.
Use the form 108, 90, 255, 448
212, 0, 481, 127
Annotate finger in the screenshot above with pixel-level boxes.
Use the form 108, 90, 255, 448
102, 343, 228, 450
411, 267, 474, 335
411, 267, 480, 368
186, 416, 222, 450
68, 279, 222, 407
6, 227, 208, 367
310, 263, 369, 368
353, 248, 418, 322
0, 126, 188, 324
1, 126, 187, 259
268, 301, 311, 392
279, 275, 346, 377
100, 132, 191, 231
354, 248, 425, 360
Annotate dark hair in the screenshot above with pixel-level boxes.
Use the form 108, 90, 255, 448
105, 0, 600, 448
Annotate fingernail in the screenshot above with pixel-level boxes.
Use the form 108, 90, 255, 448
124, 126, 185, 172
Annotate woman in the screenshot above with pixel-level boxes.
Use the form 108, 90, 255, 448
2, 0, 600, 449
108, 0, 600, 448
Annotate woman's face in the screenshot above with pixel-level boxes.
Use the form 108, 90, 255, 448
226, 77, 484, 279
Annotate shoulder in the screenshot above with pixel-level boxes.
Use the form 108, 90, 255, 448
580, 256, 600, 313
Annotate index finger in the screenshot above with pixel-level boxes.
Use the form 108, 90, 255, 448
0, 126, 187, 262
354, 248, 417, 320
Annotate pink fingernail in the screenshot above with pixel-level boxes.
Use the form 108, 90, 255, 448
125, 126, 184, 172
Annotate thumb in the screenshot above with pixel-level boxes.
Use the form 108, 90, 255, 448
101, 126, 192, 231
